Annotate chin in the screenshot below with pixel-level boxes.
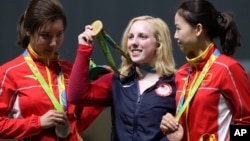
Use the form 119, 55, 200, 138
131, 58, 138, 63
44, 54, 54, 58
179, 47, 185, 52
133, 61, 144, 65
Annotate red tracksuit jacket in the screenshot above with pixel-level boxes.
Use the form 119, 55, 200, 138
175, 45, 250, 141
0, 47, 103, 141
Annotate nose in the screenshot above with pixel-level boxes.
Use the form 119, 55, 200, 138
174, 31, 178, 40
130, 37, 139, 46
49, 36, 57, 46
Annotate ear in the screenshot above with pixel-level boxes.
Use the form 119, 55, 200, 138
195, 23, 203, 37
156, 42, 160, 47
26, 30, 30, 36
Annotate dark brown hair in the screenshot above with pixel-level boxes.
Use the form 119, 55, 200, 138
17, 0, 67, 48
177, 0, 241, 56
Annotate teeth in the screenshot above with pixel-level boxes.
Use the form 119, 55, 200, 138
132, 50, 141, 52
132, 49, 141, 51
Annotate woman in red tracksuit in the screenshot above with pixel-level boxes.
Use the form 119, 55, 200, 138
0, 0, 103, 140
160, 0, 250, 141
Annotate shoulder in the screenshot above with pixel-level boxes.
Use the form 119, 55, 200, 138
59, 59, 72, 70
216, 54, 239, 66
91, 72, 114, 90
161, 74, 175, 83
0, 54, 25, 72
176, 63, 189, 76
215, 54, 245, 72
177, 63, 189, 72
160, 74, 176, 91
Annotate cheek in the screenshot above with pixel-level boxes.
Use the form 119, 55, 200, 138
57, 38, 63, 46
179, 31, 188, 39
180, 31, 194, 43
185, 34, 197, 44
29, 36, 40, 46
127, 40, 133, 49
145, 45, 157, 57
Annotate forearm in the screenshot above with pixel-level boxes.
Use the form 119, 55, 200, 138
0, 115, 41, 139
67, 44, 93, 104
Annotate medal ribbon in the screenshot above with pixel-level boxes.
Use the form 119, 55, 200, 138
23, 50, 66, 112
176, 48, 220, 121
96, 30, 131, 74
137, 64, 156, 73
96, 30, 156, 73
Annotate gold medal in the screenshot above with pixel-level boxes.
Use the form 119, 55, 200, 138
91, 20, 103, 36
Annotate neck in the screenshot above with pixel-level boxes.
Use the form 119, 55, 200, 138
136, 67, 157, 80
187, 40, 212, 59
186, 42, 215, 65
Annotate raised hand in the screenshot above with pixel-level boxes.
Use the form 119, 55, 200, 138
78, 20, 103, 46
78, 25, 95, 46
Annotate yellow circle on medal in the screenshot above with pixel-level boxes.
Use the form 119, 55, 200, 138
91, 20, 103, 36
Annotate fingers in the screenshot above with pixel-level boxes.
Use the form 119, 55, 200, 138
163, 114, 179, 129
102, 65, 114, 72
78, 25, 95, 46
40, 110, 68, 129
160, 113, 179, 134
53, 111, 67, 125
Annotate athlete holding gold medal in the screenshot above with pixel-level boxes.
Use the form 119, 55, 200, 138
68, 15, 177, 141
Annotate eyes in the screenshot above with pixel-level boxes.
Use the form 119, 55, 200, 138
175, 25, 181, 31
128, 33, 148, 40
39, 31, 64, 40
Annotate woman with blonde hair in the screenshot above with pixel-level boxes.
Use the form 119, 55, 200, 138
67, 15, 176, 141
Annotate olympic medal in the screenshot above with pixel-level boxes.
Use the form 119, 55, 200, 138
91, 20, 103, 35
55, 119, 70, 138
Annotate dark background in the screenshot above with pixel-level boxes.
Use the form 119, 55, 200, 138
0, 0, 249, 141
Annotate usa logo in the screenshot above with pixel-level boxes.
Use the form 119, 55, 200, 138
155, 83, 172, 97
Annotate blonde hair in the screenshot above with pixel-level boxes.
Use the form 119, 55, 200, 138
119, 15, 176, 79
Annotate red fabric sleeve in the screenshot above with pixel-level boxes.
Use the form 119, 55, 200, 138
76, 106, 104, 132
0, 114, 41, 138
67, 44, 112, 106
221, 62, 250, 124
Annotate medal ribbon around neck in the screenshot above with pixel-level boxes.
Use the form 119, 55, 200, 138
176, 48, 220, 121
23, 50, 66, 112
136, 64, 156, 73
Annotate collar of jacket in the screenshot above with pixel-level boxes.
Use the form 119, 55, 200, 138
186, 43, 216, 69
27, 44, 59, 66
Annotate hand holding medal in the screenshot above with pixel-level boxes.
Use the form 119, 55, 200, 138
89, 20, 131, 74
